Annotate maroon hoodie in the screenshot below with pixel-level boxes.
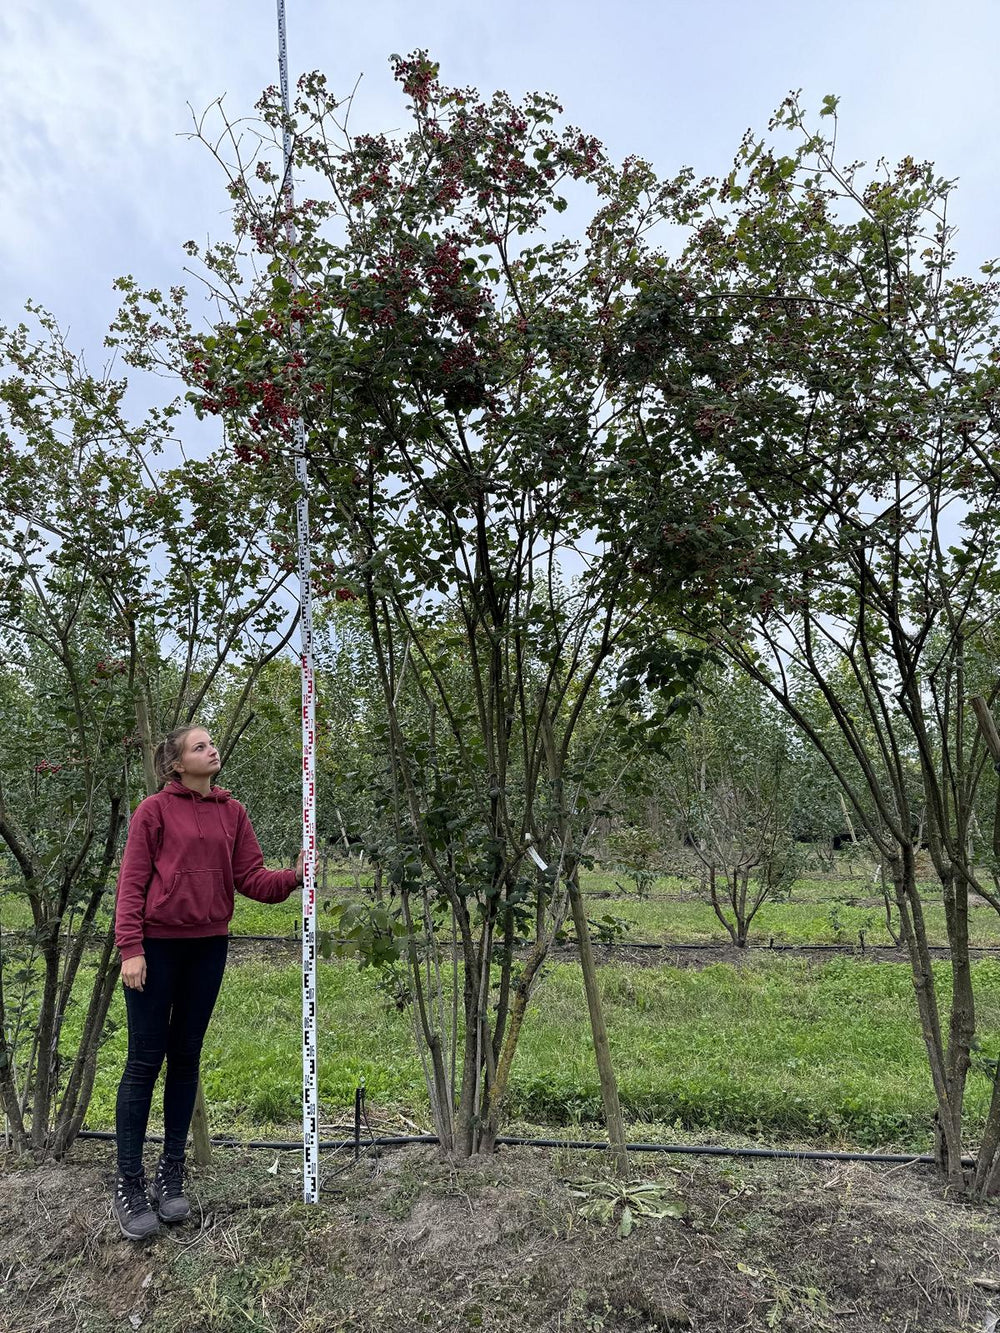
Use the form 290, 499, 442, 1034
114, 780, 298, 961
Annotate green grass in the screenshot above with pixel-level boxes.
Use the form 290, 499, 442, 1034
512, 957, 962, 1144
0, 875, 353, 939
598, 892, 1000, 948
74, 958, 425, 1132
65, 953, 1000, 1150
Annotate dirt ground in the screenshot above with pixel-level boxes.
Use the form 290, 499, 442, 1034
3, 1137, 1000, 1332
557, 941, 913, 969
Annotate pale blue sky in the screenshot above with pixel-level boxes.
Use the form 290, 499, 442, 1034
2, 0, 997, 369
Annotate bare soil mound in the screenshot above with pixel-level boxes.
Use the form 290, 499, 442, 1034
3, 1138, 999, 1331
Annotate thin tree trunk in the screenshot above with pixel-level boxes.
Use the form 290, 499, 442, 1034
135, 690, 158, 798
706, 866, 738, 946
52, 925, 119, 1156
481, 942, 549, 1151
568, 866, 628, 1175
735, 868, 750, 948
51, 802, 124, 1106
454, 959, 481, 1159
838, 792, 859, 847
877, 859, 901, 946
190, 1081, 213, 1165
537, 703, 627, 1170
973, 1068, 1000, 1196
969, 696, 1000, 1193
941, 863, 974, 1170
491, 905, 515, 1065
0, 922, 27, 1150
400, 890, 454, 1154
892, 849, 964, 1184
31, 935, 61, 1152
469, 918, 494, 1154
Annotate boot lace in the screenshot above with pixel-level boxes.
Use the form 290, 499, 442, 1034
157, 1156, 185, 1200
118, 1170, 151, 1216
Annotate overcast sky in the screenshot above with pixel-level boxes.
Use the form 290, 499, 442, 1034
2, 0, 998, 401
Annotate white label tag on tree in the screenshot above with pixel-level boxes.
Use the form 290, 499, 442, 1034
527, 844, 548, 871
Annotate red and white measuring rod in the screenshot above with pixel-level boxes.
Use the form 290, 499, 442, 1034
275, 0, 320, 1206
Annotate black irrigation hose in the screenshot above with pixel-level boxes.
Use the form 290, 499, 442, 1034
596, 941, 1000, 954
493, 1137, 965, 1166
75, 1128, 438, 1151
73, 1126, 963, 1167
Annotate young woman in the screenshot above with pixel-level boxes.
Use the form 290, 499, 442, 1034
112, 724, 303, 1240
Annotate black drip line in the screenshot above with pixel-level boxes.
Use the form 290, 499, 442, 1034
73, 1084, 957, 1169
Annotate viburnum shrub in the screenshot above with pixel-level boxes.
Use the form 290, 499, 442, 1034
110, 54, 724, 1162
111, 64, 1000, 1191
0, 305, 302, 1156
615, 93, 1000, 1195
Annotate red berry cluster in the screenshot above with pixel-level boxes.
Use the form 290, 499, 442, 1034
233, 441, 273, 466
90, 658, 127, 685
392, 53, 441, 112
692, 407, 736, 441
439, 339, 477, 376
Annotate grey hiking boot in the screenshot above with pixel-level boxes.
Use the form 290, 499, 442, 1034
112, 1169, 160, 1241
150, 1154, 190, 1223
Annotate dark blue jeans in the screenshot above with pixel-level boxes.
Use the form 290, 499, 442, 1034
115, 935, 228, 1175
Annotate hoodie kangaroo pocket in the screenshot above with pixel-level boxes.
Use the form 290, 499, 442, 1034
158, 869, 231, 926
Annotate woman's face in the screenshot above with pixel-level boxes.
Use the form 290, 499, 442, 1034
175, 729, 221, 780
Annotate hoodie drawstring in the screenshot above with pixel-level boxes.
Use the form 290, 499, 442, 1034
167, 779, 230, 841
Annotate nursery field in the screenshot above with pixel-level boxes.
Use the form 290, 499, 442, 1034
8, 866, 1000, 1151
224, 868, 1000, 950
10, 868, 1000, 1332
7, 866, 1000, 952
62, 950, 1000, 1151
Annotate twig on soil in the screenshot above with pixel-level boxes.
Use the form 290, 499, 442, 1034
217, 1222, 244, 1265
879, 1156, 928, 1177
32, 1187, 52, 1225
163, 1187, 209, 1249
708, 1183, 751, 1228
924, 1219, 975, 1268
907, 1266, 934, 1308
